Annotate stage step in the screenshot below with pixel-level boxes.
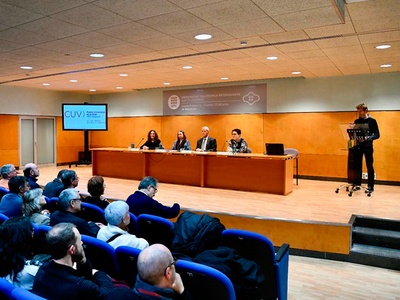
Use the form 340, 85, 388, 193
350, 215, 400, 271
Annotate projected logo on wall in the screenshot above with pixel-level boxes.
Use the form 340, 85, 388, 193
163, 84, 266, 116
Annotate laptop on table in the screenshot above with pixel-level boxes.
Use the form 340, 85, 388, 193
265, 143, 286, 155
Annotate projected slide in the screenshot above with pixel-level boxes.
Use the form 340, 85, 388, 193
62, 104, 108, 130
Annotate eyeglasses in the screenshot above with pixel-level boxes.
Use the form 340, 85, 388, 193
72, 198, 81, 203
164, 257, 178, 275
150, 186, 158, 192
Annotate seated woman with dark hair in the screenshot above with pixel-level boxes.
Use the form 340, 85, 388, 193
227, 128, 248, 153
83, 176, 110, 210
22, 189, 50, 226
0, 216, 39, 290
172, 130, 191, 151
141, 130, 164, 150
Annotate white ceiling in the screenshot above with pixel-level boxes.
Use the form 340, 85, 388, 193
0, 0, 399, 94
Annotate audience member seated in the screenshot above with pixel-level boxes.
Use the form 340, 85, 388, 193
50, 188, 103, 237
61, 170, 80, 189
140, 130, 164, 150
227, 128, 248, 153
195, 126, 217, 152
133, 244, 191, 299
83, 176, 110, 210
32, 223, 115, 300
22, 189, 50, 226
126, 176, 180, 219
43, 169, 68, 198
97, 201, 148, 250
0, 164, 18, 190
172, 130, 191, 151
23, 163, 41, 190
0, 176, 30, 218
0, 216, 39, 290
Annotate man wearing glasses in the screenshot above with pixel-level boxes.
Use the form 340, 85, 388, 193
50, 188, 104, 237
133, 244, 191, 299
126, 176, 180, 219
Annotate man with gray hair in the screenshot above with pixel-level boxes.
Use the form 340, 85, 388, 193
0, 164, 18, 190
126, 176, 180, 218
23, 163, 41, 189
133, 244, 191, 299
97, 200, 148, 250
50, 188, 104, 237
195, 126, 217, 152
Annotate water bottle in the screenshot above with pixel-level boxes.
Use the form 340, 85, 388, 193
233, 144, 237, 154
131, 142, 135, 148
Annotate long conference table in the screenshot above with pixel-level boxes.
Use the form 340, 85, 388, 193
91, 148, 294, 195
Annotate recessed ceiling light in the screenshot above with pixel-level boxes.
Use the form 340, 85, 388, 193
380, 64, 392, 68
375, 44, 391, 50
195, 33, 213, 40
266, 56, 278, 60
292, 71, 301, 75
90, 53, 104, 58
182, 66, 192, 69
221, 77, 229, 80
69, 79, 78, 83
116, 86, 123, 89
163, 82, 171, 85
240, 41, 247, 46
20, 66, 32, 70
89, 89, 96, 92
42, 83, 50, 86
119, 73, 128, 77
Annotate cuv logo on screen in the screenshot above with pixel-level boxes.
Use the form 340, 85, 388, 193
64, 111, 85, 118
168, 95, 180, 110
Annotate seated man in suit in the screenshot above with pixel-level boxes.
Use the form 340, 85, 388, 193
23, 163, 41, 190
126, 176, 180, 219
50, 188, 104, 237
32, 223, 115, 300
43, 169, 68, 198
97, 200, 148, 250
61, 169, 80, 189
196, 126, 217, 152
0, 176, 29, 217
133, 244, 191, 299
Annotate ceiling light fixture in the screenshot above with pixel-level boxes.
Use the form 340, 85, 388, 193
195, 33, 213, 40
42, 83, 50, 86
69, 79, 78, 83
89, 89, 96, 92
20, 66, 32, 70
266, 56, 278, 60
292, 71, 301, 75
182, 66, 192, 69
116, 86, 123, 89
240, 41, 247, 46
375, 44, 391, 50
90, 53, 104, 58
163, 82, 171, 85
221, 77, 229, 80
119, 73, 128, 77
380, 64, 392, 68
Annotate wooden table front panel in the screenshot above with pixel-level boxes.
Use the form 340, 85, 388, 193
145, 152, 202, 186
204, 155, 293, 195
92, 150, 144, 180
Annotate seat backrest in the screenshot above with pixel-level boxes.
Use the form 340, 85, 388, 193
81, 234, 119, 278
221, 229, 278, 300
176, 260, 236, 300
79, 202, 106, 224
0, 187, 9, 201
127, 212, 138, 235
0, 277, 15, 300
33, 225, 52, 255
11, 287, 46, 300
0, 213, 9, 225
48, 197, 59, 213
137, 214, 174, 247
115, 246, 141, 288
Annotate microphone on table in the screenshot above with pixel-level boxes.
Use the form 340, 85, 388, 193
136, 137, 145, 149
220, 140, 228, 152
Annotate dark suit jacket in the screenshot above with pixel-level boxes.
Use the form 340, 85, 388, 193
50, 210, 100, 237
196, 137, 217, 152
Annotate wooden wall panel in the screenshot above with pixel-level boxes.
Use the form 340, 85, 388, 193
56, 116, 86, 163
0, 115, 19, 167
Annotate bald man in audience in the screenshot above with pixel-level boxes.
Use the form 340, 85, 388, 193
23, 163, 41, 189
133, 244, 191, 299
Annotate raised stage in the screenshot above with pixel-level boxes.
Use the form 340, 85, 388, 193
37, 165, 400, 256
